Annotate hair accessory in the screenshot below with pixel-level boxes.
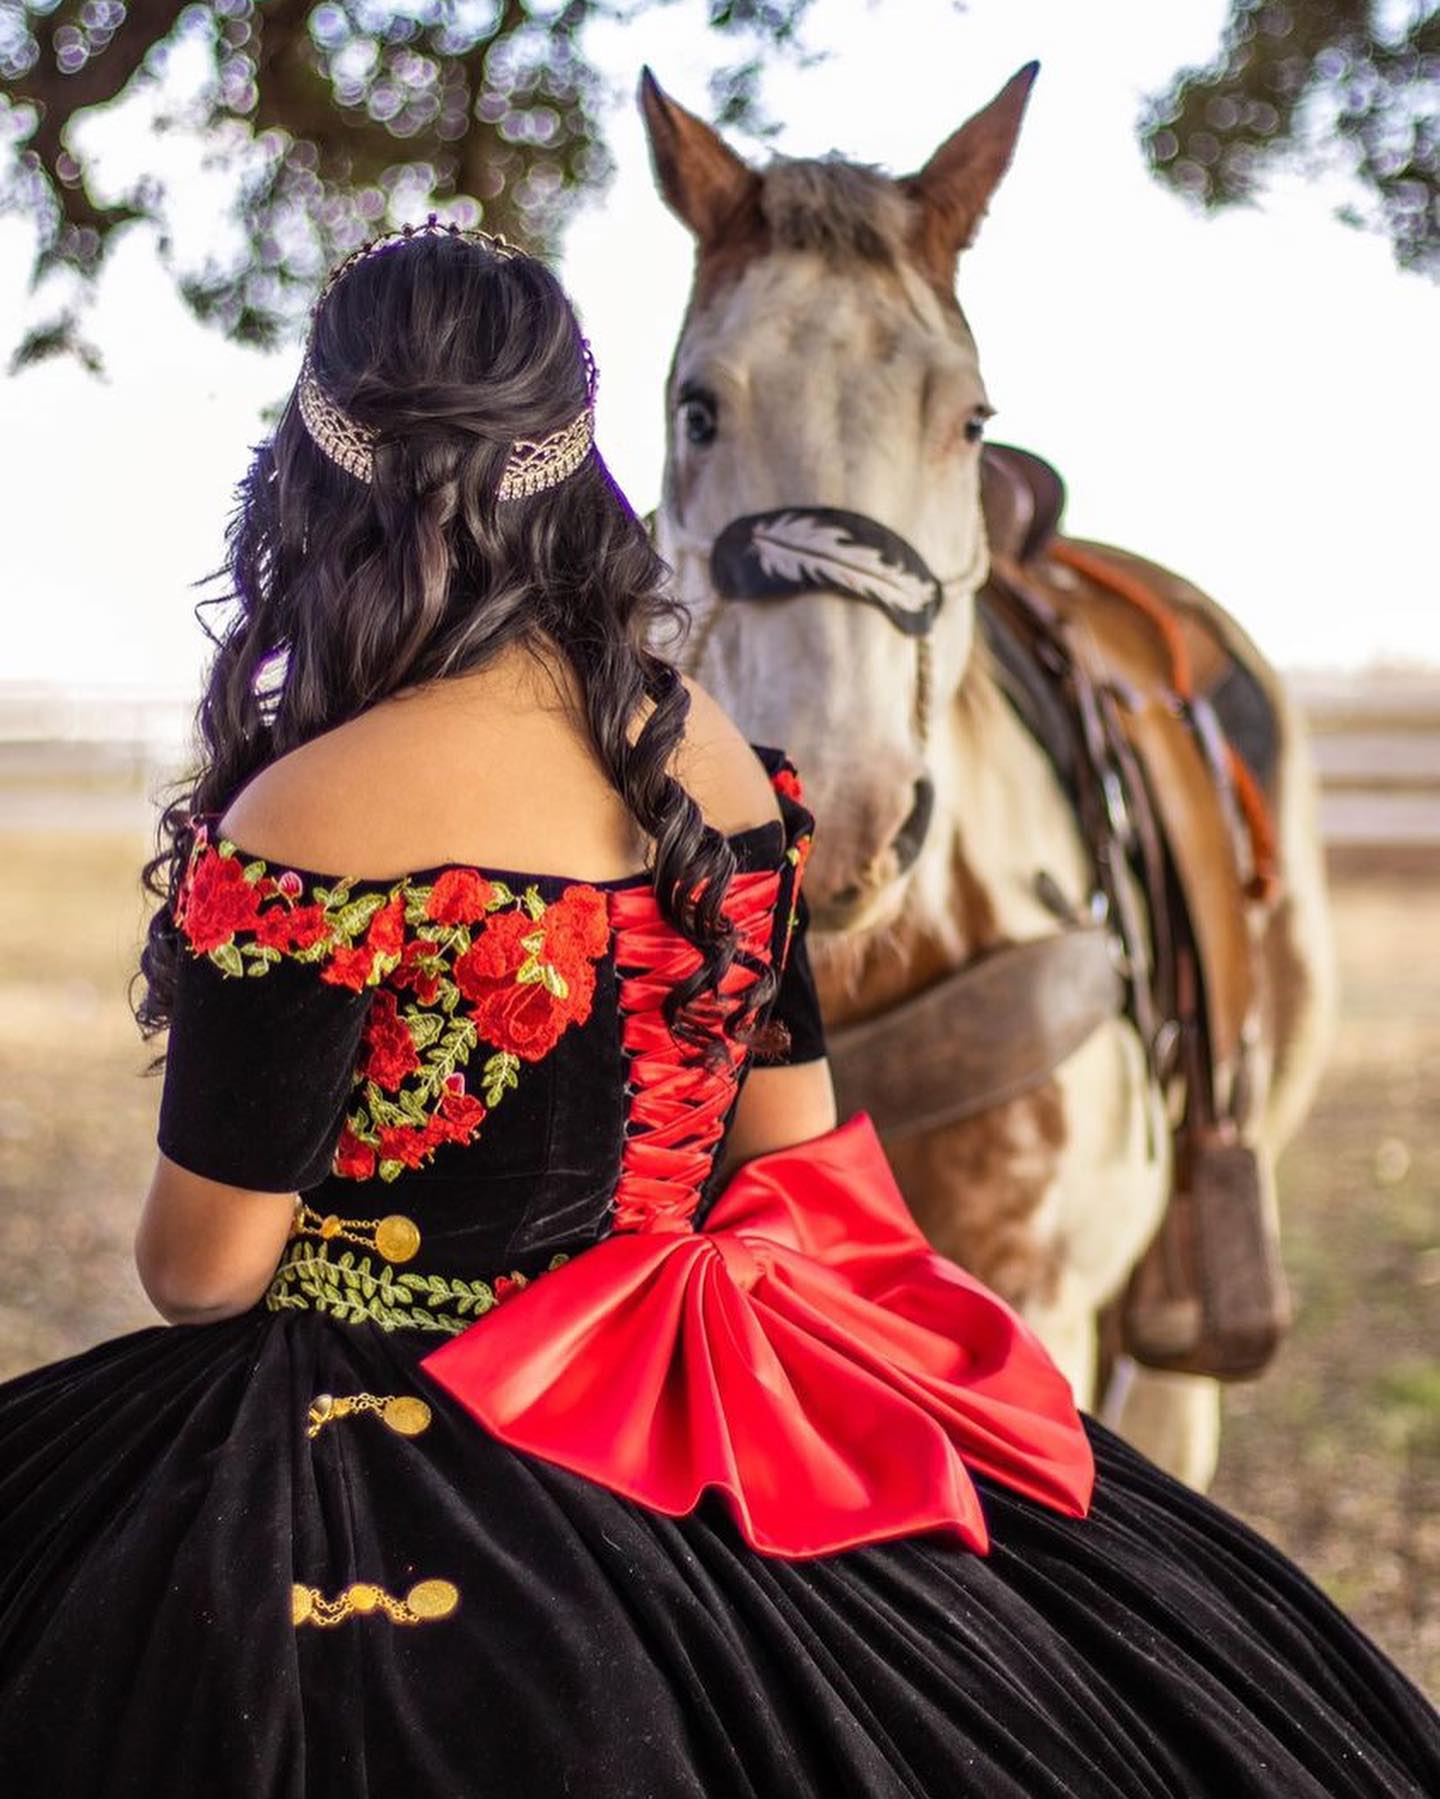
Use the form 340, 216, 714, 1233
297, 215, 597, 501
297, 354, 378, 485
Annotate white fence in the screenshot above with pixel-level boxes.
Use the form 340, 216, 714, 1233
3, 677, 1439, 850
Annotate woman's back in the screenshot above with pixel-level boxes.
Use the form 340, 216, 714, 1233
218, 653, 783, 886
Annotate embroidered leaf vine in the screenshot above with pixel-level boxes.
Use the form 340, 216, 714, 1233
481, 1052, 520, 1108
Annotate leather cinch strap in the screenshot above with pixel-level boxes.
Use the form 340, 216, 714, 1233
825, 928, 1124, 1141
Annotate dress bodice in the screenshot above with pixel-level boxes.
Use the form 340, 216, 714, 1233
158, 748, 820, 1333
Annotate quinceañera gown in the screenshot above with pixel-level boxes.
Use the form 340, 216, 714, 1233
0, 749, 1435, 1798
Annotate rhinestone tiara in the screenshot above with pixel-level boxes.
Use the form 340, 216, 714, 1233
296, 215, 597, 502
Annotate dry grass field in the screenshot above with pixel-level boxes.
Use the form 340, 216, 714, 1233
1, 815, 1437, 1698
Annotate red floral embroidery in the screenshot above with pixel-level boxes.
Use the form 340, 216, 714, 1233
334, 1126, 378, 1183
176, 828, 612, 1183
453, 887, 605, 1063
362, 990, 422, 1091
179, 844, 264, 951
772, 764, 805, 807
426, 868, 496, 925
175, 764, 810, 1190
323, 892, 406, 991
255, 903, 331, 955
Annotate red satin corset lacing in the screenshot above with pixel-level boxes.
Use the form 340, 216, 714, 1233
608, 870, 781, 1235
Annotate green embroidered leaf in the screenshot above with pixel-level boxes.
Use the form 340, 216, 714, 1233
521, 887, 545, 921
539, 963, 569, 1000
378, 1159, 404, 1183
407, 1010, 444, 1051
243, 860, 267, 883
489, 881, 515, 908
245, 959, 270, 978
333, 892, 386, 937
210, 941, 244, 979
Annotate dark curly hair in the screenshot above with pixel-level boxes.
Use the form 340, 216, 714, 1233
137, 228, 772, 1053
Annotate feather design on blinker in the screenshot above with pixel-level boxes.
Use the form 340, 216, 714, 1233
748, 514, 936, 615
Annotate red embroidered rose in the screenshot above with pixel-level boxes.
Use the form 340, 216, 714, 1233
322, 891, 406, 990
471, 979, 577, 1061
392, 938, 443, 1006
493, 1275, 520, 1303
453, 908, 527, 990
255, 902, 331, 955
428, 1083, 486, 1147
453, 901, 602, 1062
543, 885, 609, 976
180, 848, 264, 952
367, 892, 406, 959
276, 870, 304, 900
334, 1127, 377, 1182
362, 990, 420, 1091
773, 765, 805, 806
377, 1123, 433, 1170
425, 868, 496, 926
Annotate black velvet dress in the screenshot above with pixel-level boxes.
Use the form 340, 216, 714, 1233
0, 753, 1435, 1798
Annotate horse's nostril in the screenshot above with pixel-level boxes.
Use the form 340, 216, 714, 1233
892, 777, 935, 875
831, 882, 861, 908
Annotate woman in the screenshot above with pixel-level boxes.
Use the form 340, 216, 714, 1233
0, 219, 1433, 1798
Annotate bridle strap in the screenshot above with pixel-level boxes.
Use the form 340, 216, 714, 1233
660, 508, 987, 753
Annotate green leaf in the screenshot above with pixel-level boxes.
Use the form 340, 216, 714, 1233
210, 941, 244, 979
408, 1011, 444, 1050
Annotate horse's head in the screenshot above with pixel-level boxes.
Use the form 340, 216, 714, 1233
643, 66, 1036, 935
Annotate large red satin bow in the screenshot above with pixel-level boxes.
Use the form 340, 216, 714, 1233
422, 1115, 1094, 1559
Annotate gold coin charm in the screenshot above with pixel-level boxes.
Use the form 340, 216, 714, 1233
291, 1584, 314, 1626
318, 1214, 342, 1240
406, 1579, 460, 1621
382, 1395, 432, 1436
374, 1214, 421, 1263
347, 1582, 381, 1615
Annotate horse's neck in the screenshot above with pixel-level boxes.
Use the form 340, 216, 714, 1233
813, 649, 1089, 1025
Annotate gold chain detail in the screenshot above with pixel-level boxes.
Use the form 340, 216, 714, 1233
306, 1392, 433, 1439
292, 1578, 459, 1629
292, 1201, 421, 1264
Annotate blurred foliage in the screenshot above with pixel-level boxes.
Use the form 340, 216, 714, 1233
0, 0, 814, 366
1142, 0, 1440, 277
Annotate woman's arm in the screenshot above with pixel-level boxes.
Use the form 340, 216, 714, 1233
134, 1156, 296, 1325
721, 1059, 838, 1172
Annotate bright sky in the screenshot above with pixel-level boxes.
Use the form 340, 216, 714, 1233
0, 0, 1436, 699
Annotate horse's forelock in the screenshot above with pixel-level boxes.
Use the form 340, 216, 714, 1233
757, 157, 912, 267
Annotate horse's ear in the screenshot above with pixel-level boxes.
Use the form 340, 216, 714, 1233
904, 63, 1039, 282
639, 68, 758, 243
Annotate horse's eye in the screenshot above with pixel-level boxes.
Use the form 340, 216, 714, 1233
964, 409, 990, 445
678, 388, 718, 448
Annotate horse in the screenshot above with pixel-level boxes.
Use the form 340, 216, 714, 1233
639, 65, 1336, 1486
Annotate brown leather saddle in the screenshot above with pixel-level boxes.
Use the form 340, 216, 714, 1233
982, 443, 1289, 1382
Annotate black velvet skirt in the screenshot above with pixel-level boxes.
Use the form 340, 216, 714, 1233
0, 1309, 1435, 1798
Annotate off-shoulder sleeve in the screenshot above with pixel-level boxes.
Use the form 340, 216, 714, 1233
156, 831, 389, 1191
766, 890, 826, 1066
755, 749, 826, 1067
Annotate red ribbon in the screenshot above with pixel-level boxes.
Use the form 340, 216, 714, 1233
422, 1115, 1094, 1559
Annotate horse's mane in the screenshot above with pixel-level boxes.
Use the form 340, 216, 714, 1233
758, 157, 911, 266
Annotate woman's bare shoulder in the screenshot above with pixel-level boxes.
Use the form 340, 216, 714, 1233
215, 668, 780, 879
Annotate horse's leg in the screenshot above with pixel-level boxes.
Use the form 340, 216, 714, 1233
1105, 1365, 1222, 1491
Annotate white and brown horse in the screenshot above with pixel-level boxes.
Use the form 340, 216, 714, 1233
640, 66, 1336, 1485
